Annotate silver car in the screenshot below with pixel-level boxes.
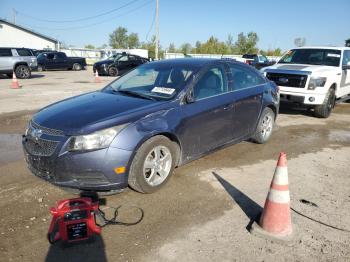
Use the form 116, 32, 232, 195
0, 48, 37, 79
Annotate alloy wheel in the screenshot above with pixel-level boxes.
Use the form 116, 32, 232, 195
143, 145, 172, 187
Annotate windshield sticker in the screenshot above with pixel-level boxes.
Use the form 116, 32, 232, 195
151, 87, 175, 95
327, 53, 340, 58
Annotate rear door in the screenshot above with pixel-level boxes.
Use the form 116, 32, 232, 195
180, 63, 235, 158
227, 63, 265, 139
0, 48, 13, 71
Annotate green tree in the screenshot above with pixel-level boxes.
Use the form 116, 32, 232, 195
260, 48, 282, 56
234, 32, 259, 54
345, 38, 350, 47
141, 35, 164, 59
109, 27, 128, 48
84, 44, 95, 49
98, 44, 108, 49
128, 33, 140, 49
168, 43, 176, 53
181, 43, 192, 54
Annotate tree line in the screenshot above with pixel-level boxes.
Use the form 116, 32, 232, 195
84, 26, 350, 58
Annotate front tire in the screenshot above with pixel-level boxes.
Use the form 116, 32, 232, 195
37, 64, 45, 72
128, 136, 179, 193
108, 67, 118, 76
15, 65, 31, 79
314, 88, 336, 118
252, 107, 275, 144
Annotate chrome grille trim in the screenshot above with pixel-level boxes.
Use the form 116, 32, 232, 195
30, 121, 64, 136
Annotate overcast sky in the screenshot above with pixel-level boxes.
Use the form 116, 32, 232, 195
0, 0, 349, 51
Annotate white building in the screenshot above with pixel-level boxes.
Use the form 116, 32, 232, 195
0, 18, 59, 50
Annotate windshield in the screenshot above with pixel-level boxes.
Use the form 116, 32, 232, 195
279, 49, 341, 67
106, 62, 199, 100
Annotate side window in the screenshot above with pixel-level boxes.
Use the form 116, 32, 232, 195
229, 64, 265, 91
118, 55, 129, 61
0, 48, 12, 57
47, 53, 54, 59
342, 51, 350, 65
193, 65, 228, 100
129, 56, 136, 61
54, 53, 65, 59
16, 49, 32, 56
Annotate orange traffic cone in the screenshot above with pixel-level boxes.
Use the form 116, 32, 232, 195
11, 72, 21, 89
251, 152, 293, 240
94, 70, 101, 83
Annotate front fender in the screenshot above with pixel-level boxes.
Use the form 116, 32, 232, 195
110, 108, 181, 151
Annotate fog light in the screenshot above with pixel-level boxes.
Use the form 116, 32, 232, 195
114, 166, 126, 174
309, 97, 315, 102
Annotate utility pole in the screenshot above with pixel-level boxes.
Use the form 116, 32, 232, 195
155, 0, 159, 60
12, 9, 17, 24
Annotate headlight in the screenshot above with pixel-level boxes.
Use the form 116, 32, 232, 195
308, 77, 327, 90
68, 124, 128, 151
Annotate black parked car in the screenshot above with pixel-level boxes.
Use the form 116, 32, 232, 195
37, 52, 86, 71
243, 54, 275, 70
93, 53, 148, 76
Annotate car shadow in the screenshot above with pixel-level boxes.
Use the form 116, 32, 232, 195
0, 74, 45, 79
29, 74, 45, 79
212, 172, 262, 231
279, 104, 315, 117
45, 235, 107, 262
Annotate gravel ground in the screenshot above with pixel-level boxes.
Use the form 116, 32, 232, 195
0, 70, 349, 262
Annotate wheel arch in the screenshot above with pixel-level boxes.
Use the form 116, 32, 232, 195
13, 62, 29, 70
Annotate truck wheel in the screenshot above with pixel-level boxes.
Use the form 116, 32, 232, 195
314, 88, 336, 118
72, 63, 82, 71
37, 64, 45, 72
252, 107, 275, 144
108, 67, 118, 76
128, 135, 179, 193
15, 65, 31, 79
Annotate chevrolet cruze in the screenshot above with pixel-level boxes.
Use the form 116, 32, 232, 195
23, 58, 279, 194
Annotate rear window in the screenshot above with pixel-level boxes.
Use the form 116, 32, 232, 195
0, 48, 12, 57
242, 54, 256, 59
16, 49, 33, 56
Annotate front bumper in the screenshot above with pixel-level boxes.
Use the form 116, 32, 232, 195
279, 88, 327, 105
93, 65, 108, 76
22, 133, 133, 191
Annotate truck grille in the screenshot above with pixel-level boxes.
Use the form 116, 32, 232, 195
266, 73, 308, 88
24, 137, 59, 156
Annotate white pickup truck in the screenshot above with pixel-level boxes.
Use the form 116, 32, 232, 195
262, 47, 350, 118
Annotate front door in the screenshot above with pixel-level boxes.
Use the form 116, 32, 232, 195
179, 64, 234, 159
340, 50, 350, 97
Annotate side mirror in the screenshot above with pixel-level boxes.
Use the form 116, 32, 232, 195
342, 62, 350, 70
185, 89, 195, 104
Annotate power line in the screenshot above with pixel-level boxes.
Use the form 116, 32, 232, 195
17, 0, 141, 23
145, 5, 156, 41
19, 0, 154, 31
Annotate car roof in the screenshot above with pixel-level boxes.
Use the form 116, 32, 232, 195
291, 46, 350, 51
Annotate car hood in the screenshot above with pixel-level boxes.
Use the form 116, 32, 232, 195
95, 59, 114, 66
263, 63, 338, 74
33, 91, 167, 135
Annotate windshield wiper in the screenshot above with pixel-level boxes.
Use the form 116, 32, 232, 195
115, 89, 156, 101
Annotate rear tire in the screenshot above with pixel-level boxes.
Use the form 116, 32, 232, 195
314, 88, 336, 118
72, 63, 82, 71
128, 135, 179, 193
15, 65, 31, 79
252, 107, 275, 144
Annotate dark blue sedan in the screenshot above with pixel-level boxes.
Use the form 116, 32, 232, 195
23, 58, 279, 194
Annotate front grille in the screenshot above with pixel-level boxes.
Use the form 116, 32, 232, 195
266, 73, 308, 88
24, 137, 59, 156
30, 121, 64, 136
